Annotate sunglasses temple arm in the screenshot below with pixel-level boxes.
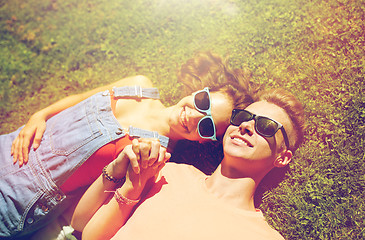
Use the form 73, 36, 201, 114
281, 127, 290, 150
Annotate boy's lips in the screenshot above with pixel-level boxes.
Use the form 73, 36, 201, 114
230, 134, 253, 147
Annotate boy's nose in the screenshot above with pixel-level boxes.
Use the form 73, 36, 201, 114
238, 120, 255, 136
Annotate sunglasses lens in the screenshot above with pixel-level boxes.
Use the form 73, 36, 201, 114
256, 117, 278, 137
194, 91, 210, 111
231, 110, 252, 126
198, 117, 215, 137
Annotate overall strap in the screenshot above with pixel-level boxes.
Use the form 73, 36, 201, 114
113, 85, 160, 99
128, 126, 169, 148
109, 87, 169, 147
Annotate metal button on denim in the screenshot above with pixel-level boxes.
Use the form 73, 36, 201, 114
102, 90, 110, 96
55, 194, 62, 201
116, 128, 124, 135
41, 205, 49, 213
27, 218, 34, 224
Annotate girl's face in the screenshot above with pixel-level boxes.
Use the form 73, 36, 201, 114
169, 90, 233, 142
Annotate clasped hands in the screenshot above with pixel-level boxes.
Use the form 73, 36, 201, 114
109, 138, 170, 197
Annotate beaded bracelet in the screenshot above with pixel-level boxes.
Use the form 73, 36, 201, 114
114, 188, 140, 206
102, 165, 125, 183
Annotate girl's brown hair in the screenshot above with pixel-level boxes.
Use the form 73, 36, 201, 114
177, 51, 261, 110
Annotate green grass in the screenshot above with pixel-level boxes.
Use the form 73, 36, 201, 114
1, 0, 364, 239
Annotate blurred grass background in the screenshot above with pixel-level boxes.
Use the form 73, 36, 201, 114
0, 0, 364, 239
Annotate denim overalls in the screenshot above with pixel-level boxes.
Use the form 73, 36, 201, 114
0, 86, 169, 238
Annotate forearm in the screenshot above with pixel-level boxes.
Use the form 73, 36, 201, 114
37, 93, 88, 120
71, 174, 117, 231
35, 75, 153, 120
71, 159, 130, 231
81, 182, 142, 240
74, 139, 166, 237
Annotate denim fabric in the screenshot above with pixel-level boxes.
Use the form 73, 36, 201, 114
113, 85, 160, 99
0, 87, 168, 238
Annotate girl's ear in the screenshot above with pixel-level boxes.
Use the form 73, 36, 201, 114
274, 149, 293, 168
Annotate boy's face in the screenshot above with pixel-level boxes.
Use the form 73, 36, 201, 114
221, 101, 293, 177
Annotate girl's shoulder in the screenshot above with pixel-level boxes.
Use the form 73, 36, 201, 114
126, 75, 154, 88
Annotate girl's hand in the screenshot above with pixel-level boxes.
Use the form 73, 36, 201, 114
11, 112, 47, 166
124, 138, 170, 196
132, 138, 169, 171
108, 138, 170, 182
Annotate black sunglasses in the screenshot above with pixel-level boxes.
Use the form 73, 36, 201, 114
193, 87, 217, 141
230, 109, 290, 149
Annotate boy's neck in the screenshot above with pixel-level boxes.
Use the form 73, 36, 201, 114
205, 165, 257, 211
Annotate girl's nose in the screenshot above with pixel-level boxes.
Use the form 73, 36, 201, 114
191, 109, 206, 125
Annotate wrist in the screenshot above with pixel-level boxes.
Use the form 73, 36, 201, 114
114, 187, 140, 206
108, 161, 128, 179
34, 109, 50, 120
119, 181, 143, 200
103, 165, 126, 184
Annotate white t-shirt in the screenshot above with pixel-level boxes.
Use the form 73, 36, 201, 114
112, 163, 285, 240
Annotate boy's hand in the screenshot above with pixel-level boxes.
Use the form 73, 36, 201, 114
125, 138, 170, 195
108, 138, 170, 184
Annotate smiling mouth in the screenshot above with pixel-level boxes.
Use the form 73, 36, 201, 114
231, 136, 253, 147
180, 107, 189, 131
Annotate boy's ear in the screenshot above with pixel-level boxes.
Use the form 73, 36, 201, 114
274, 149, 293, 168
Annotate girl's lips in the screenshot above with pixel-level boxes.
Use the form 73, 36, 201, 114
180, 106, 189, 131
